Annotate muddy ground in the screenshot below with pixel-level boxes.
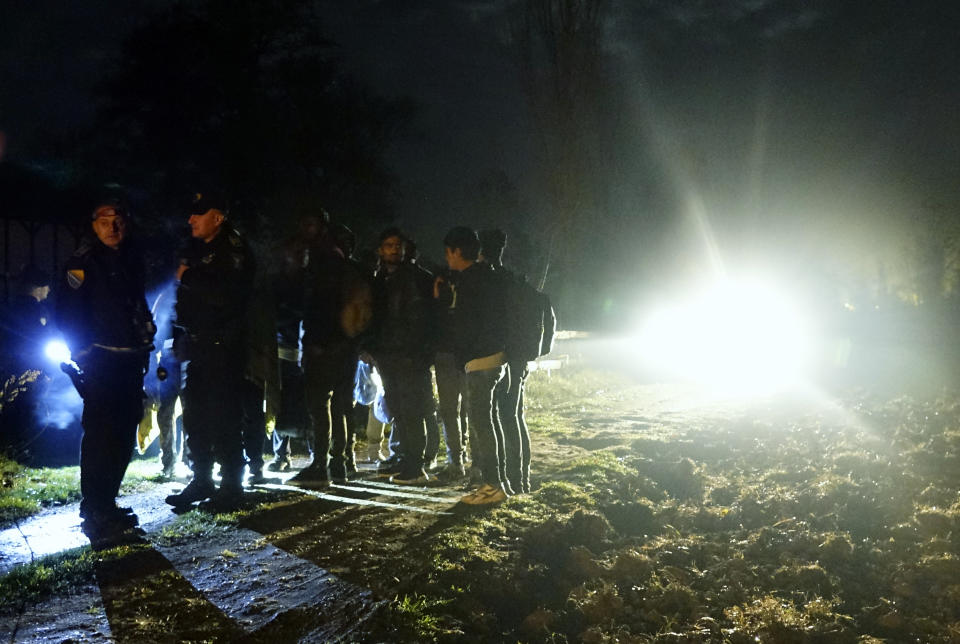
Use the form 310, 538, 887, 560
2, 363, 960, 642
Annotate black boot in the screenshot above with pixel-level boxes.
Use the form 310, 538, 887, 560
165, 476, 215, 506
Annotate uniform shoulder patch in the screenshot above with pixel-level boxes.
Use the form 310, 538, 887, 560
66, 269, 85, 289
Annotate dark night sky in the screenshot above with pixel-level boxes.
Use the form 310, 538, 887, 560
2, 1, 959, 306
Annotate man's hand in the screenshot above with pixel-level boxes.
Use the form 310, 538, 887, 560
175, 263, 189, 281
433, 275, 445, 299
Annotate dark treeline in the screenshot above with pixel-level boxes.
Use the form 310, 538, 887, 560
2, 0, 414, 283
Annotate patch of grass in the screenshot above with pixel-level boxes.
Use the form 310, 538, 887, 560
387, 593, 455, 640
0, 457, 164, 528
556, 450, 630, 486
0, 542, 145, 610
119, 459, 167, 494
0, 456, 80, 528
535, 480, 595, 512
152, 509, 238, 545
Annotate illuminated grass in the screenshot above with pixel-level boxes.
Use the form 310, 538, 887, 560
0, 542, 145, 610
0, 456, 80, 527
0, 456, 164, 528
152, 509, 239, 546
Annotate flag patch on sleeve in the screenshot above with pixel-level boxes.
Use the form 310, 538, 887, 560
66, 269, 85, 289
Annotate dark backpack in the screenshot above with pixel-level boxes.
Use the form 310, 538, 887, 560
505, 274, 556, 363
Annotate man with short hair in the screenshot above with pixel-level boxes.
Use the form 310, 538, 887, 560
365, 228, 436, 485
56, 200, 155, 539
479, 228, 533, 494
439, 226, 511, 505
166, 193, 255, 509
289, 222, 361, 487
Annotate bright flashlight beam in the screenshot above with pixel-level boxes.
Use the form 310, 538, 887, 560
637, 278, 814, 393
44, 339, 72, 364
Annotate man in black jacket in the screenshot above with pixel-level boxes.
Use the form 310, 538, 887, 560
479, 228, 533, 494
289, 224, 359, 487
166, 193, 255, 509
56, 200, 155, 539
365, 228, 436, 485
439, 226, 510, 505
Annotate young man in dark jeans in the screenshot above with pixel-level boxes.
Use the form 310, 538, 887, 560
365, 228, 436, 485
437, 227, 511, 505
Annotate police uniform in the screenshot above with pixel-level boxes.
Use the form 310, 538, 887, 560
174, 226, 255, 496
55, 233, 155, 526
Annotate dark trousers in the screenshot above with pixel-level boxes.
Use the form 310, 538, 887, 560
239, 379, 266, 473
378, 355, 433, 474
182, 345, 246, 485
78, 351, 145, 514
302, 343, 355, 479
465, 364, 506, 489
435, 351, 468, 466
494, 361, 531, 492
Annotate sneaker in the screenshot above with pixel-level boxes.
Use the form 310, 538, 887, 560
435, 463, 466, 484
377, 456, 399, 470
390, 469, 429, 486
165, 479, 216, 506
161, 464, 176, 479
460, 484, 507, 506
288, 465, 330, 488
267, 457, 292, 472
248, 469, 268, 486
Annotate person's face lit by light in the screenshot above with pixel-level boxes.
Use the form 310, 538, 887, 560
378, 235, 404, 267
189, 208, 225, 243
92, 209, 126, 250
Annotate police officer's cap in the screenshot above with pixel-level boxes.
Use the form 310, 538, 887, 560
189, 191, 230, 216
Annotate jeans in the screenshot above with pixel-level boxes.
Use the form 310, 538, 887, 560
465, 364, 506, 489
494, 361, 531, 492
378, 355, 433, 474
302, 343, 355, 479
435, 351, 468, 465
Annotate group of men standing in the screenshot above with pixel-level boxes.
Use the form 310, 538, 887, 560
56, 193, 551, 541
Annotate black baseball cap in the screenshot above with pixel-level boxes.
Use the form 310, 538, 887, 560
188, 191, 229, 216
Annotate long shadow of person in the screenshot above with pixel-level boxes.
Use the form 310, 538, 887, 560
92, 535, 244, 643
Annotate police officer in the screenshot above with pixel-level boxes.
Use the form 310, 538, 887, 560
55, 200, 155, 538
165, 192, 255, 509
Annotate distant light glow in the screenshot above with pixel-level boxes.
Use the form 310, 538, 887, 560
637, 277, 814, 393
44, 339, 72, 364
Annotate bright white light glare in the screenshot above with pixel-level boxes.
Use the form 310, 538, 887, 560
637, 278, 814, 393
44, 339, 72, 364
